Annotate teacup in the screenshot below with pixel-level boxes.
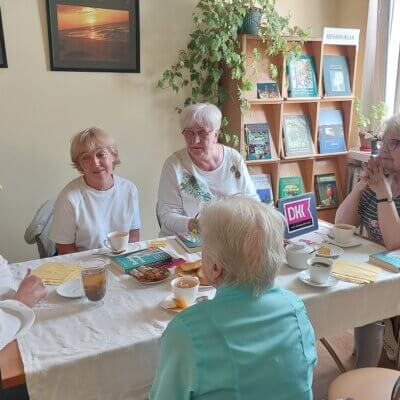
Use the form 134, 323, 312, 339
171, 276, 199, 307
307, 256, 333, 284
334, 224, 356, 244
104, 231, 129, 253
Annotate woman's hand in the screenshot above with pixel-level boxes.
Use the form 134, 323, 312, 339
364, 156, 393, 199
14, 269, 48, 307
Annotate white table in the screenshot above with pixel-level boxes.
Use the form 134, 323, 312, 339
6, 221, 400, 400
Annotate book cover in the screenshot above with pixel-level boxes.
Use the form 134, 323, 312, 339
244, 123, 272, 160
323, 55, 352, 96
277, 192, 319, 238
110, 248, 172, 273
318, 109, 346, 153
369, 250, 400, 273
257, 82, 280, 99
279, 176, 304, 199
176, 232, 202, 254
287, 55, 318, 97
250, 174, 274, 205
315, 173, 339, 207
282, 115, 313, 157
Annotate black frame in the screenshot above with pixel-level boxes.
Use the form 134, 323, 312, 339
46, 0, 140, 72
0, 8, 7, 68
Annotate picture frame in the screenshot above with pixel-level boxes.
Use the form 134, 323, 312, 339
0, 8, 7, 68
46, 0, 140, 72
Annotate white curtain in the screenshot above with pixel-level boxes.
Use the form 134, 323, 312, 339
388, 1, 400, 114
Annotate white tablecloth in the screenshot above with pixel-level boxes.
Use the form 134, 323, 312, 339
10, 222, 400, 400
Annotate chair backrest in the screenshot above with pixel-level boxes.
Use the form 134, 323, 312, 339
24, 200, 56, 258
155, 201, 161, 229
392, 376, 400, 400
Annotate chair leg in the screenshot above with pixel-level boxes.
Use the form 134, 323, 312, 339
320, 337, 346, 374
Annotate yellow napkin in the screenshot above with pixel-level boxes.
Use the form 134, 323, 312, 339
148, 239, 168, 248
32, 262, 80, 286
332, 260, 381, 284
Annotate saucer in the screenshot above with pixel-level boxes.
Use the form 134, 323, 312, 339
298, 270, 338, 288
315, 243, 344, 258
327, 233, 361, 248
160, 294, 195, 313
56, 278, 84, 299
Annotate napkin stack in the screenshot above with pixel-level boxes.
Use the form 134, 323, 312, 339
332, 260, 381, 284
32, 262, 80, 286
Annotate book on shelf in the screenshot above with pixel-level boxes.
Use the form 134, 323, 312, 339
318, 109, 346, 153
109, 248, 173, 273
346, 164, 363, 195
279, 176, 304, 199
323, 55, 352, 96
276, 192, 319, 239
250, 174, 274, 205
257, 82, 280, 99
369, 250, 400, 273
175, 232, 202, 254
315, 173, 339, 207
244, 123, 272, 160
282, 115, 313, 157
287, 54, 318, 98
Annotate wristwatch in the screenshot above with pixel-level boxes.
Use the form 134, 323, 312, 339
376, 197, 393, 203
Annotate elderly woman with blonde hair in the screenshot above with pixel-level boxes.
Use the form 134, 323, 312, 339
157, 103, 259, 236
50, 127, 141, 254
150, 197, 316, 400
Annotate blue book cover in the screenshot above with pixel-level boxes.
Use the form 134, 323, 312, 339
323, 55, 352, 96
369, 251, 400, 272
318, 109, 346, 153
257, 82, 280, 99
287, 55, 318, 98
276, 193, 318, 239
245, 123, 272, 160
250, 174, 274, 205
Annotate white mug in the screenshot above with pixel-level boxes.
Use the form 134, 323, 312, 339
104, 231, 129, 253
334, 224, 356, 244
171, 276, 199, 306
307, 256, 333, 284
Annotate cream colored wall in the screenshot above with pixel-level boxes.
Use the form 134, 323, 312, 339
0, 0, 367, 262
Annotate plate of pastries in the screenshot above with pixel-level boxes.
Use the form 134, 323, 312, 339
175, 260, 211, 287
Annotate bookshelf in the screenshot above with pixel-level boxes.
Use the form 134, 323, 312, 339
221, 35, 358, 223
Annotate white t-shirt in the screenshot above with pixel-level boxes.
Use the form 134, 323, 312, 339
50, 175, 141, 252
157, 145, 258, 236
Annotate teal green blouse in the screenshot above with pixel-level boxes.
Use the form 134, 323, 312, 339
150, 285, 316, 400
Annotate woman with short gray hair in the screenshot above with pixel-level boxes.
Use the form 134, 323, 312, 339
150, 197, 316, 400
157, 103, 258, 236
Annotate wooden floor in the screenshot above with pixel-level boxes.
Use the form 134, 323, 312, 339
313, 330, 396, 399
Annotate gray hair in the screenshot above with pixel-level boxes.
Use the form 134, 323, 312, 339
199, 196, 286, 296
180, 103, 222, 131
70, 127, 120, 172
383, 113, 400, 137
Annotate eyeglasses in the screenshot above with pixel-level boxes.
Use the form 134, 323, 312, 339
377, 138, 400, 152
182, 128, 215, 140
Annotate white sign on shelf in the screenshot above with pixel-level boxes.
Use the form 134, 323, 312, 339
323, 27, 360, 46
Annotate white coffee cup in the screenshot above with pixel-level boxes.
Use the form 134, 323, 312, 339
171, 276, 199, 306
334, 224, 356, 244
307, 256, 333, 284
104, 231, 129, 253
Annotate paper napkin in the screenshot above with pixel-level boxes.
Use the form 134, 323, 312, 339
32, 262, 80, 286
332, 260, 381, 284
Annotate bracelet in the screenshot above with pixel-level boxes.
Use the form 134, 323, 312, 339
376, 197, 393, 203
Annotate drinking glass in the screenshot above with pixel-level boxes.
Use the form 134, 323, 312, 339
80, 258, 108, 304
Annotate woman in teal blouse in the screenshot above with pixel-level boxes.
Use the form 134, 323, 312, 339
150, 197, 317, 400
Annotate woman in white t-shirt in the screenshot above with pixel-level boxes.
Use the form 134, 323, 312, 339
50, 127, 141, 254
157, 103, 258, 236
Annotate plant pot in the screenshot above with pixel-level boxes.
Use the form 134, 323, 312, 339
239, 8, 262, 35
359, 132, 372, 152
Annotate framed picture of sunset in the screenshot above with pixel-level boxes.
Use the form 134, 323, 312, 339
46, 0, 140, 72
0, 9, 7, 68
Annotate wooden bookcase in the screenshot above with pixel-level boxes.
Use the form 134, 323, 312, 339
221, 35, 358, 223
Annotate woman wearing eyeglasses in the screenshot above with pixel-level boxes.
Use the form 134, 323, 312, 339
157, 103, 258, 236
336, 113, 400, 368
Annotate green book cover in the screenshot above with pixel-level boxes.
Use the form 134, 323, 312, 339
287, 54, 318, 97
279, 176, 304, 199
315, 173, 339, 207
283, 115, 313, 157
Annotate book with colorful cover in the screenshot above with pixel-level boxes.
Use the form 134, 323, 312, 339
277, 192, 319, 238
318, 109, 346, 153
368, 251, 400, 273
323, 55, 352, 96
282, 115, 313, 157
250, 174, 274, 205
287, 55, 318, 97
176, 232, 202, 254
279, 176, 304, 199
257, 82, 280, 99
315, 173, 339, 207
244, 123, 272, 160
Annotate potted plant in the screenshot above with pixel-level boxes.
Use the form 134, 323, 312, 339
157, 0, 308, 146
354, 98, 388, 154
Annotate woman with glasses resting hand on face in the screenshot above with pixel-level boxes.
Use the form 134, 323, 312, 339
50, 127, 141, 255
157, 103, 259, 236
336, 113, 400, 368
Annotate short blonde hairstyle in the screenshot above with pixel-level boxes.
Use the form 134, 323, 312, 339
383, 113, 400, 138
70, 127, 120, 172
200, 196, 286, 296
180, 103, 222, 132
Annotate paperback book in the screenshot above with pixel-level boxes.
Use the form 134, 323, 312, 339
244, 123, 272, 160
315, 173, 339, 207
250, 174, 274, 205
287, 55, 318, 97
323, 55, 352, 96
318, 109, 346, 153
282, 115, 313, 157
369, 251, 400, 273
257, 82, 280, 99
279, 176, 304, 199
176, 232, 202, 254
